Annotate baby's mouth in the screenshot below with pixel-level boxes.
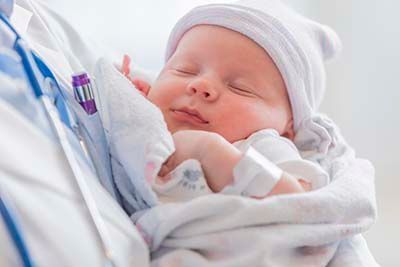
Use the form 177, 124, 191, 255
171, 108, 209, 124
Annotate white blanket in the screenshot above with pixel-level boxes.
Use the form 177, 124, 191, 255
135, 154, 377, 266
94, 58, 175, 212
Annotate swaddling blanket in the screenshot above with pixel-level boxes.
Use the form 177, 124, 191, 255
136, 156, 377, 267
134, 129, 378, 266
94, 58, 173, 211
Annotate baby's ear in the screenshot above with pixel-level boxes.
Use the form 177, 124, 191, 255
131, 78, 151, 97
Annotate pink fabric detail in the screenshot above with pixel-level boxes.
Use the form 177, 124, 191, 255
135, 223, 152, 247
145, 161, 156, 184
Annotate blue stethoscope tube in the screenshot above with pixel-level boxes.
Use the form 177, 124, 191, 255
0, 197, 35, 267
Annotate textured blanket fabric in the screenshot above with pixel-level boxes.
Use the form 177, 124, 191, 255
136, 156, 377, 266
94, 58, 174, 212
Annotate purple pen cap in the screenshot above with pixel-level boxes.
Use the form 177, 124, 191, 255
72, 72, 91, 87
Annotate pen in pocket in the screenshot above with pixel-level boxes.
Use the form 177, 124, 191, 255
72, 72, 97, 115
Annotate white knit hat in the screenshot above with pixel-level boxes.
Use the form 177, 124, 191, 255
165, 0, 342, 132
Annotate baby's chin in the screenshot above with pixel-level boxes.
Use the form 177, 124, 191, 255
167, 124, 202, 134
164, 114, 203, 133
164, 118, 191, 133
167, 123, 245, 144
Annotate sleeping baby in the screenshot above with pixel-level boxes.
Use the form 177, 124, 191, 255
90, 2, 379, 265
97, 0, 343, 205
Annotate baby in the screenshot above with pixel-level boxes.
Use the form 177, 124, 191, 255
115, 0, 339, 202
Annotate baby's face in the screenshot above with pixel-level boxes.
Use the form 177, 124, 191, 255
148, 25, 294, 142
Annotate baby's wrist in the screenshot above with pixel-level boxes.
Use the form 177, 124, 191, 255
195, 132, 224, 162
199, 135, 242, 192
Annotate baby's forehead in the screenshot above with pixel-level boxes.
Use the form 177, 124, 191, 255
172, 26, 279, 73
172, 25, 273, 65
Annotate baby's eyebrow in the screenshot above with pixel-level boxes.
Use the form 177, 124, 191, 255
172, 50, 198, 60
168, 56, 194, 66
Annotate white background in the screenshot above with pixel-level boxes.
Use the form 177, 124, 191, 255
49, 0, 400, 265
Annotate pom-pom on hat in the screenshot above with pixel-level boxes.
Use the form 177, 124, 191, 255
165, 0, 342, 132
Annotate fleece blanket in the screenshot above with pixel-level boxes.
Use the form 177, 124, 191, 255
135, 153, 377, 267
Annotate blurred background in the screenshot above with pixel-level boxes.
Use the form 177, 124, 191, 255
48, 0, 399, 265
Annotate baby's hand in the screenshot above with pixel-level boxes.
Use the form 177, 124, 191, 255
158, 130, 216, 178
158, 130, 242, 192
120, 54, 133, 81
118, 54, 150, 97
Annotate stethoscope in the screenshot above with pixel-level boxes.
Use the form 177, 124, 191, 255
0, 196, 35, 267
0, 10, 117, 267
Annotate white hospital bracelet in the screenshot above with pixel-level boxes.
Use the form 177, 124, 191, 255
222, 147, 283, 197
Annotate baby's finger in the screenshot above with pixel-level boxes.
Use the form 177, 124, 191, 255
298, 179, 312, 191
121, 54, 131, 76
157, 164, 170, 177
158, 153, 177, 177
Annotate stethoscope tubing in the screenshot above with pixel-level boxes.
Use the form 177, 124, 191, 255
0, 196, 35, 267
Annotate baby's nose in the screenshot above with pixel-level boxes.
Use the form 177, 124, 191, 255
187, 79, 219, 101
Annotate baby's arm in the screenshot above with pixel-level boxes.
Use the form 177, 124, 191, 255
157, 130, 239, 191
199, 135, 310, 195
226, 129, 325, 198
265, 172, 310, 196
159, 130, 310, 196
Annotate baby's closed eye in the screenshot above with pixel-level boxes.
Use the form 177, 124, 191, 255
228, 83, 256, 97
172, 63, 199, 76
174, 68, 197, 75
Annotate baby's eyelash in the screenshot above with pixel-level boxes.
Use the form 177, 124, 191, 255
229, 84, 261, 98
174, 68, 197, 75
229, 84, 252, 94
